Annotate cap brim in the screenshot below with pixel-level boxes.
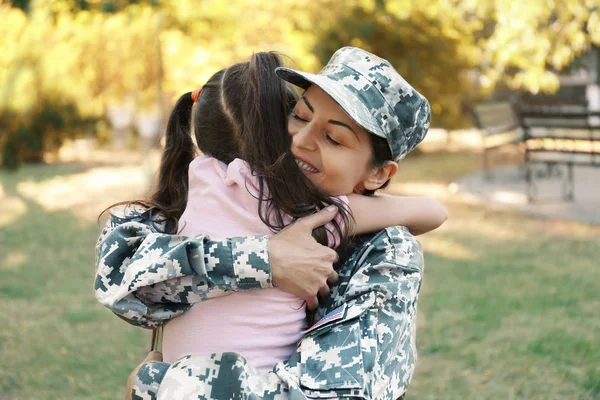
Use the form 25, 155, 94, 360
275, 67, 387, 141
275, 67, 313, 91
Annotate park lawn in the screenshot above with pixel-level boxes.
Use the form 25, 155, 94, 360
0, 152, 598, 399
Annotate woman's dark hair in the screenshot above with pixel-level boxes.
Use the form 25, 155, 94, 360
102, 52, 350, 248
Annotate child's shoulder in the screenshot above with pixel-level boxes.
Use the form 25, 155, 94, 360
188, 156, 260, 197
190, 155, 225, 172
188, 155, 230, 184
189, 155, 251, 181
225, 158, 259, 191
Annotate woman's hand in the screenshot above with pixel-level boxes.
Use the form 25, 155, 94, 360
268, 206, 339, 310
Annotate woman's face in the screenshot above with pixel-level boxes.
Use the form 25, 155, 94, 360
288, 85, 384, 196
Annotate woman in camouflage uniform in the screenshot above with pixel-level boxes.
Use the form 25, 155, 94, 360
96, 47, 433, 399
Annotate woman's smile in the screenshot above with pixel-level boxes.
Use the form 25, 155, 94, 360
288, 85, 376, 195
294, 156, 319, 174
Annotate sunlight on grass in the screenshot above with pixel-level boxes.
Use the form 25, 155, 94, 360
387, 181, 452, 199
1, 252, 29, 270
419, 236, 479, 261
488, 190, 528, 204
0, 195, 28, 228
395, 151, 481, 183
439, 208, 529, 241
16, 166, 152, 222
534, 218, 600, 239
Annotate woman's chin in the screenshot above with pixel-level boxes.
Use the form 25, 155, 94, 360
305, 174, 325, 190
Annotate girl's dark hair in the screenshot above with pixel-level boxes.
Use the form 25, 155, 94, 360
103, 52, 350, 249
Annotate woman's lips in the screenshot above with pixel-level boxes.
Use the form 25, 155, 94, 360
294, 157, 319, 173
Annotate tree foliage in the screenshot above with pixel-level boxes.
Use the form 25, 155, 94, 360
0, 0, 598, 167
295, 0, 599, 126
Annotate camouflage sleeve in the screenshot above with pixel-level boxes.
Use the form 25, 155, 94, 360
342, 226, 423, 400
128, 226, 423, 400
131, 353, 302, 400
94, 207, 272, 328
274, 228, 422, 399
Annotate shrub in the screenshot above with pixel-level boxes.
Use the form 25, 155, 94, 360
0, 97, 94, 169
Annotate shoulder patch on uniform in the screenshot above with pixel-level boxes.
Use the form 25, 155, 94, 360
302, 304, 347, 335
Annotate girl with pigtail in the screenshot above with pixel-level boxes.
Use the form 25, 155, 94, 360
97, 50, 445, 379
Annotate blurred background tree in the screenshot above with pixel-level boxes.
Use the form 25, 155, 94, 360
0, 0, 598, 167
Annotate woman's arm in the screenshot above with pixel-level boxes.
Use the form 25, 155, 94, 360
95, 206, 339, 328
347, 193, 447, 236
94, 209, 272, 328
127, 227, 424, 400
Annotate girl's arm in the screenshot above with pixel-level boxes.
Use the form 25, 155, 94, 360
347, 193, 447, 236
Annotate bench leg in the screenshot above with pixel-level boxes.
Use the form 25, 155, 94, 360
526, 162, 536, 203
483, 148, 495, 181
483, 149, 493, 181
562, 163, 575, 201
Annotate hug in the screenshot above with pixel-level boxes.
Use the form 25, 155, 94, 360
95, 46, 446, 399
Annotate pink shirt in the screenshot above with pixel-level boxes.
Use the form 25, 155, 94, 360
162, 156, 347, 371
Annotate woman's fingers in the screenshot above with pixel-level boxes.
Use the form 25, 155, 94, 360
268, 206, 341, 304
326, 270, 339, 285
296, 205, 338, 231
318, 284, 330, 298
305, 296, 319, 311
321, 248, 339, 262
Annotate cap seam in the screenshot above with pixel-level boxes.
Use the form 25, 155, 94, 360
281, 68, 383, 135
338, 62, 406, 137
278, 65, 405, 160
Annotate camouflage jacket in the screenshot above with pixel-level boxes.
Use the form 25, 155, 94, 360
94, 206, 424, 399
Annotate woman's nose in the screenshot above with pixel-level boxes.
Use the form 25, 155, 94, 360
292, 124, 318, 151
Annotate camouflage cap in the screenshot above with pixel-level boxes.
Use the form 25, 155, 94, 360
276, 47, 431, 161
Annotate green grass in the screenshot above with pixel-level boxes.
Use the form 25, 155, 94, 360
400, 150, 481, 183
0, 154, 598, 399
0, 162, 151, 399
409, 205, 600, 400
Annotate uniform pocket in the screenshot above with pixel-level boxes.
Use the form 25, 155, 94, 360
298, 293, 375, 392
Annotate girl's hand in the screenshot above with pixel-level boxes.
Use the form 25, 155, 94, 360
268, 206, 339, 310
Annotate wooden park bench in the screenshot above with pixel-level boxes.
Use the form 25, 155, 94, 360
519, 107, 600, 202
472, 101, 523, 179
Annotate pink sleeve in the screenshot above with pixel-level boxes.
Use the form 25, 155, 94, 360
325, 195, 349, 249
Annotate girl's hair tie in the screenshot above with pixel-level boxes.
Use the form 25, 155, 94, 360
191, 87, 203, 103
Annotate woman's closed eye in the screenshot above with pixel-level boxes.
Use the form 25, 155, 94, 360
325, 133, 341, 146
291, 112, 309, 122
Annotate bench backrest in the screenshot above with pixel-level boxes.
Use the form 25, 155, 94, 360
472, 102, 520, 135
520, 85, 588, 109
520, 108, 600, 165
520, 108, 600, 137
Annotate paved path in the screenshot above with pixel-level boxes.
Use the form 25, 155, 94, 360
454, 164, 600, 224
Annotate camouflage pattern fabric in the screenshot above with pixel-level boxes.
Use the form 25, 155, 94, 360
94, 205, 272, 328
95, 207, 423, 399
132, 360, 169, 399
276, 46, 431, 161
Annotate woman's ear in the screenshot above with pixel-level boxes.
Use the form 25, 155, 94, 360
363, 161, 398, 191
